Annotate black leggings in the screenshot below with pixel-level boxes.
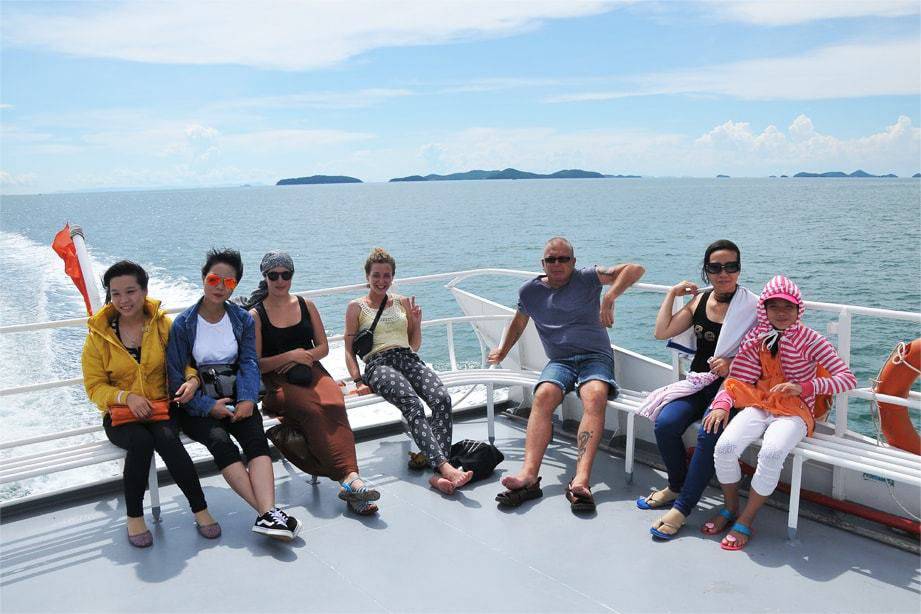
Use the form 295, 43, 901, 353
104, 416, 207, 518
178, 409, 271, 471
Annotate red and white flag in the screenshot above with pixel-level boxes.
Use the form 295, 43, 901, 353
51, 224, 94, 315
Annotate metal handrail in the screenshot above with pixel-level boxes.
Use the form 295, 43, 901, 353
0, 268, 535, 334
1, 268, 918, 455
0, 314, 514, 399
5, 268, 917, 335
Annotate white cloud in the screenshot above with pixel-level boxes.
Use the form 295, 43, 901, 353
220, 129, 376, 154
2, 1, 616, 71
217, 89, 413, 111
0, 170, 38, 186
692, 114, 920, 174
437, 78, 568, 94
0, 104, 13, 110
546, 38, 920, 102
704, 0, 919, 26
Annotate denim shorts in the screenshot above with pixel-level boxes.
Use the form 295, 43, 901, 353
537, 352, 619, 400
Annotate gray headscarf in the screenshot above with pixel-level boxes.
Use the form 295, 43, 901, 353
239, 251, 295, 308
260, 251, 295, 275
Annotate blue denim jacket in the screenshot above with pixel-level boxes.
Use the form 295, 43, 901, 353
166, 299, 260, 417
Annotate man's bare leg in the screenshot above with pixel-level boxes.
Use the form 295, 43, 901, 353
501, 383, 563, 490
570, 380, 609, 495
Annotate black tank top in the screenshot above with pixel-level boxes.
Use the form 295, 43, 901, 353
690, 291, 722, 373
255, 297, 315, 358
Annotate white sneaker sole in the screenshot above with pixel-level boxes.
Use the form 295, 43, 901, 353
252, 525, 295, 541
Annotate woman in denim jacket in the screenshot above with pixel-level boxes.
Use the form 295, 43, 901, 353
167, 248, 300, 542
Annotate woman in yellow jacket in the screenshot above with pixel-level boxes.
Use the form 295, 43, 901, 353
82, 261, 220, 547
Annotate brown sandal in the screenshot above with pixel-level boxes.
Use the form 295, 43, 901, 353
495, 477, 543, 507
565, 481, 596, 513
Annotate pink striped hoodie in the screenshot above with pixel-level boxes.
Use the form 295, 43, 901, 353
712, 275, 856, 414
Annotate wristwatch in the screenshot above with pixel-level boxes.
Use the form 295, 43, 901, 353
353, 377, 364, 385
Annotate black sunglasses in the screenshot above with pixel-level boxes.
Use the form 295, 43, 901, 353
705, 261, 741, 275
265, 271, 293, 281
542, 256, 573, 264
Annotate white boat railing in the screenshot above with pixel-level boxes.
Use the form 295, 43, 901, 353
2, 267, 918, 500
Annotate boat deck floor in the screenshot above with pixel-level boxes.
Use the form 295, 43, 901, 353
2, 415, 919, 613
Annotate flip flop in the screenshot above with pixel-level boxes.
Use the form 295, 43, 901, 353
495, 477, 543, 507
701, 508, 736, 535
721, 522, 753, 551
338, 476, 381, 503
565, 480, 596, 513
649, 509, 686, 540
635, 489, 676, 510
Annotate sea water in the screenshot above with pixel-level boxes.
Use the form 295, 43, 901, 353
2, 178, 919, 499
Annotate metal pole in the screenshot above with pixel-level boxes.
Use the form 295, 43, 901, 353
832, 309, 852, 500
447, 322, 457, 371
69, 225, 103, 314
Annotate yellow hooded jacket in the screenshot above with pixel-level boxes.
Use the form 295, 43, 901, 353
81, 297, 195, 415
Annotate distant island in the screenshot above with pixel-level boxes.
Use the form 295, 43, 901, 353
913, 173, 921, 178
389, 168, 640, 182
793, 170, 897, 178
716, 174, 730, 178
277, 175, 362, 185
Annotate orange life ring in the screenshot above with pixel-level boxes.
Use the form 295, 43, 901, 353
875, 339, 921, 454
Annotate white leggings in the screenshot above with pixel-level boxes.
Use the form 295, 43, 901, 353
713, 407, 807, 497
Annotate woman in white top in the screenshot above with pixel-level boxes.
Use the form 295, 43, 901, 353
167, 248, 300, 541
344, 247, 472, 494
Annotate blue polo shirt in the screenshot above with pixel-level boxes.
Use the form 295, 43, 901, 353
516, 266, 614, 361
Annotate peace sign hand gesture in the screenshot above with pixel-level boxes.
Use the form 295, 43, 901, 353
408, 296, 423, 328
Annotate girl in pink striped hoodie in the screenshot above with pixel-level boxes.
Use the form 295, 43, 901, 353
703, 275, 856, 550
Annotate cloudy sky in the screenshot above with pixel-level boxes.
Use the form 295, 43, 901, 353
1, 0, 919, 193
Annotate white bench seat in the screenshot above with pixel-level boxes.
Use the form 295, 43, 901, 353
4, 368, 917, 540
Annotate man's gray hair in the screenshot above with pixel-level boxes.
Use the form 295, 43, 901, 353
544, 236, 574, 256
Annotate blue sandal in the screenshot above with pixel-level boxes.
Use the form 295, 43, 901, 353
338, 477, 381, 503
636, 489, 676, 510
701, 508, 736, 535
649, 510, 686, 540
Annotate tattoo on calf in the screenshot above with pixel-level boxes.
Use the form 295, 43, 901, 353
577, 430, 593, 461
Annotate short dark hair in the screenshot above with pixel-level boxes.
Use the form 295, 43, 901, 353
102, 260, 149, 303
202, 248, 243, 281
701, 239, 741, 283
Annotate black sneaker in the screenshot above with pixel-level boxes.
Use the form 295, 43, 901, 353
274, 507, 302, 538
252, 509, 294, 541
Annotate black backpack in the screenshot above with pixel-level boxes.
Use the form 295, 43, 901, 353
448, 439, 504, 482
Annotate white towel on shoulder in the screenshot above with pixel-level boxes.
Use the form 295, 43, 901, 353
639, 286, 758, 421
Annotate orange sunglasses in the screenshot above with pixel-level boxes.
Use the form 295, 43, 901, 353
204, 273, 238, 290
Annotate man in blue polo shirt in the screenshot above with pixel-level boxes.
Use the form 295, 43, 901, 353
489, 237, 645, 513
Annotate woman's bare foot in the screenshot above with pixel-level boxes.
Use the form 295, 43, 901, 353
722, 527, 751, 549
701, 508, 736, 535
438, 462, 474, 489
429, 475, 455, 495
126, 515, 149, 537
651, 508, 687, 537
450, 470, 473, 488
501, 472, 538, 490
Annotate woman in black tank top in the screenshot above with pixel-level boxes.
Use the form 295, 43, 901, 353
640, 240, 745, 539
248, 251, 381, 515
689, 290, 723, 374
